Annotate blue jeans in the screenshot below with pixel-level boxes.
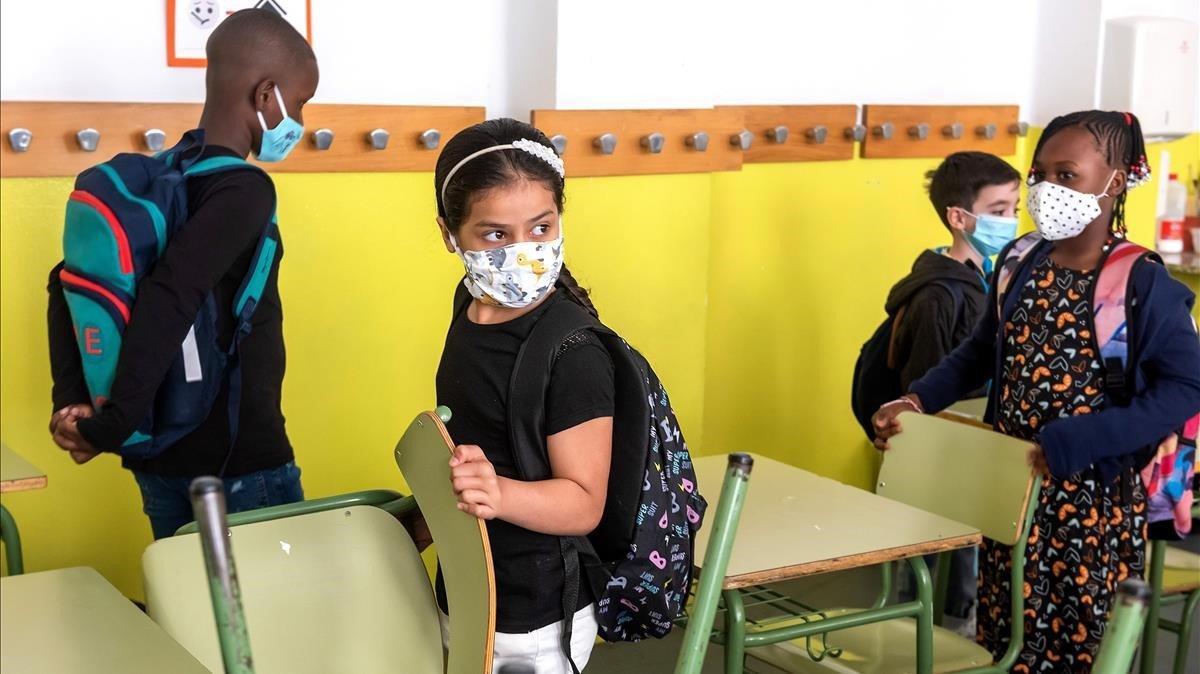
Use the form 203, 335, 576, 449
133, 462, 304, 539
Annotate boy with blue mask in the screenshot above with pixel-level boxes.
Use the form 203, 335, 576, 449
45, 9, 319, 539
887, 150, 1020, 633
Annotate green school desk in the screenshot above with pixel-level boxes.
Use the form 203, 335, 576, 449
0, 566, 207, 673
1, 444, 46, 575
0, 444, 46, 493
692, 453, 980, 674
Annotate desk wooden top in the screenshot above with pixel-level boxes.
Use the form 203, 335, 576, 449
693, 454, 980, 589
0, 567, 207, 674
0, 445, 47, 493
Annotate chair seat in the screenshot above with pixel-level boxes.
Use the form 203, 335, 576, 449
1162, 547, 1200, 594
748, 609, 994, 674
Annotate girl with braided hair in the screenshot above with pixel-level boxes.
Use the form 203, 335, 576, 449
873, 110, 1200, 671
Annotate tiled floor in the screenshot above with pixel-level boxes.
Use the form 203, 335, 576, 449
589, 538, 1199, 673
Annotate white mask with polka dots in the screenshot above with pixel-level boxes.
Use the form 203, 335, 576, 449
1026, 171, 1118, 241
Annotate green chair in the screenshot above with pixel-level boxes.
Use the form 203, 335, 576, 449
1095, 579, 1153, 674
676, 453, 755, 674
1140, 540, 1200, 674
0, 503, 23, 575
144, 410, 493, 674
749, 412, 1040, 674
394, 407, 497, 674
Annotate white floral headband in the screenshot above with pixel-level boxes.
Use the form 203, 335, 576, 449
440, 138, 565, 210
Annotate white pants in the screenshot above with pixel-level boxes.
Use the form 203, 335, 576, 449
440, 604, 598, 673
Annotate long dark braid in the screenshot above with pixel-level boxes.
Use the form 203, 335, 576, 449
1029, 110, 1150, 237
435, 118, 597, 317
557, 265, 598, 318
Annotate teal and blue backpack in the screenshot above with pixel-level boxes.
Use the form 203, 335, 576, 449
60, 130, 279, 459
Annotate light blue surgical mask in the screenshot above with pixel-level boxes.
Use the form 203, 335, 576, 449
956, 208, 1018, 258
255, 86, 303, 163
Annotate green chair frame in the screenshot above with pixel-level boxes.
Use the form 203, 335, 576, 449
1095, 579, 1153, 674
1139, 538, 1200, 674
0, 503, 24, 575
676, 453, 755, 674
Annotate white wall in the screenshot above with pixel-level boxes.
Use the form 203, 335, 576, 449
1, 0, 1196, 131
553, 0, 1040, 113
0, 0, 497, 106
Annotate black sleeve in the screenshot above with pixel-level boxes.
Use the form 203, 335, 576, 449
47, 261, 92, 411
77, 171, 275, 451
545, 330, 616, 436
896, 285, 959, 392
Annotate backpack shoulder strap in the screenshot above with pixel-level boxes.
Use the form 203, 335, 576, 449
1094, 239, 1159, 398
507, 293, 601, 481
995, 232, 1044, 315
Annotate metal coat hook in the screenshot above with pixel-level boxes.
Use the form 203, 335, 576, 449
143, 129, 166, 153
8, 128, 32, 152
942, 123, 963, 140
640, 132, 665, 154
312, 129, 334, 150
844, 125, 867, 142
593, 132, 617, 155
730, 129, 753, 151
419, 129, 442, 150
1009, 121, 1029, 137
76, 128, 100, 152
976, 123, 997, 140
805, 126, 828, 144
368, 128, 390, 150
908, 123, 930, 140
549, 134, 568, 156
766, 125, 789, 144
685, 131, 709, 152
872, 122, 894, 140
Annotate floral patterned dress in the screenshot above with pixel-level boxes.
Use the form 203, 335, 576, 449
978, 256, 1147, 673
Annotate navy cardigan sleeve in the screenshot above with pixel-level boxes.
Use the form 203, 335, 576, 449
1039, 262, 1200, 477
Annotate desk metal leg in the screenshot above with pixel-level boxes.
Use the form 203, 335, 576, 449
908, 555, 934, 674
1140, 539, 1165, 674
0, 503, 24, 576
723, 588, 747, 674
1172, 590, 1199, 674
933, 550, 952, 627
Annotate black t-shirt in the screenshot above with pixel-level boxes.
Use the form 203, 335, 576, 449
435, 290, 615, 633
48, 144, 293, 477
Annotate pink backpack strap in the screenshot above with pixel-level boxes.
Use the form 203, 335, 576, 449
995, 232, 1043, 316
1094, 241, 1155, 377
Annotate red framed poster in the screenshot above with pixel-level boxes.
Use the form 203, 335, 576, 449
167, 0, 312, 68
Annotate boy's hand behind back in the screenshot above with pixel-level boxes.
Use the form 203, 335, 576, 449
50, 403, 100, 464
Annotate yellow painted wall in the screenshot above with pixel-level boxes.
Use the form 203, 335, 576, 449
1, 133, 1195, 596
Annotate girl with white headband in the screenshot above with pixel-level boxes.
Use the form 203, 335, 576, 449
425, 118, 609, 672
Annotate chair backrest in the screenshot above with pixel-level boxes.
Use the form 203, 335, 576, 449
394, 410, 496, 674
880, 412, 1037, 546
143, 505, 443, 673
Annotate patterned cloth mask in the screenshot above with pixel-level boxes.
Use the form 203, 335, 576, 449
452, 234, 564, 308
1027, 171, 1117, 241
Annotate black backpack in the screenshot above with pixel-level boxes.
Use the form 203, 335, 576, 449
452, 284, 707, 669
850, 280, 962, 440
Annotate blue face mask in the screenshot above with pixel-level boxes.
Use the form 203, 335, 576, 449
957, 208, 1018, 258
255, 86, 304, 163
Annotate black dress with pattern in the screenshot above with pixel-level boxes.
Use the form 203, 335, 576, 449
979, 257, 1147, 673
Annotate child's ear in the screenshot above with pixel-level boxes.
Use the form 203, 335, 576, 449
946, 207, 970, 233
437, 217, 457, 254
1109, 170, 1128, 196
253, 79, 276, 114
